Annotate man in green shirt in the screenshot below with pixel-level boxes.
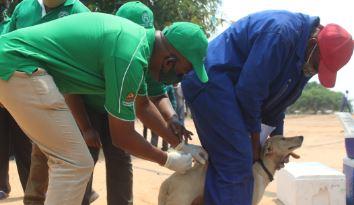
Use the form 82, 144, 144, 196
81, 2, 195, 204
4, 0, 94, 204
8, 0, 88, 31
0, 12, 208, 205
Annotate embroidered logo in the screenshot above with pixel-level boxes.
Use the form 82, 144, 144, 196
123, 92, 135, 106
141, 11, 152, 27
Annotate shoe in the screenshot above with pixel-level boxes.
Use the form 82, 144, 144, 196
0, 191, 9, 200
89, 190, 99, 203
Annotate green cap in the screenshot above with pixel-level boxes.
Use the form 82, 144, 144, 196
115, 1, 154, 29
162, 22, 208, 83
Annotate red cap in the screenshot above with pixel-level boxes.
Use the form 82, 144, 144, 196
317, 24, 354, 88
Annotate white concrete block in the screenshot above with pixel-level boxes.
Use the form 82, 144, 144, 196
276, 162, 345, 205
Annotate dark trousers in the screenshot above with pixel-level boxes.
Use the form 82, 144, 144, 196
340, 99, 352, 113
0, 108, 31, 193
87, 108, 133, 205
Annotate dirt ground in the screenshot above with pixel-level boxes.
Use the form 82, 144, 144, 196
0, 114, 348, 205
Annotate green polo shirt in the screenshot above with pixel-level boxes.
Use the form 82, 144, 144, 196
0, 18, 10, 35
0, 13, 153, 121
83, 26, 167, 113
8, 0, 89, 31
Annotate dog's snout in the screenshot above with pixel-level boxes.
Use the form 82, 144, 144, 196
299, 136, 304, 142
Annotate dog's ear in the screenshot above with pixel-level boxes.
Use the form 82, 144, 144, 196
263, 140, 273, 155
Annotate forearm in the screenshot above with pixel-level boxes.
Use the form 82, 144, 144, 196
64, 94, 91, 131
150, 95, 177, 121
136, 96, 180, 147
109, 116, 167, 165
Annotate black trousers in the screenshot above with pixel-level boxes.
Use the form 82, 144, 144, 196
0, 108, 31, 193
85, 107, 133, 205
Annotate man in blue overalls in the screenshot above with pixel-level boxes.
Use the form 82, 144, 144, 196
182, 10, 354, 205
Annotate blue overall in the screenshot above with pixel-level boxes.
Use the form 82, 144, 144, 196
182, 10, 319, 205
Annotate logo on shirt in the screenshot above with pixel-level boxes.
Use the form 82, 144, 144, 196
123, 92, 135, 106
58, 11, 69, 18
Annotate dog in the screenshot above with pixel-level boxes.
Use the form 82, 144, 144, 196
158, 135, 304, 205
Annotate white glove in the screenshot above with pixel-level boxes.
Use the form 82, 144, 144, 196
163, 151, 193, 173
175, 141, 208, 164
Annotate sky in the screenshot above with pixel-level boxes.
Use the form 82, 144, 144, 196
214, 0, 354, 100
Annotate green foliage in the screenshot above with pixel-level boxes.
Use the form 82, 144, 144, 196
288, 82, 346, 114
82, 0, 221, 35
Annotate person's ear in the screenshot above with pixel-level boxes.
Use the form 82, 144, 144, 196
161, 57, 176, 71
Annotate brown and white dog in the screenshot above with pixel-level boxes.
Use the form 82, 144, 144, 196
158, 135, 304, 205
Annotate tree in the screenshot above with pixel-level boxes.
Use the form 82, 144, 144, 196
287, 82, 346, 114
81, 0, 221, 35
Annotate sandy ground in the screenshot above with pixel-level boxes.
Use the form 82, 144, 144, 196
0, 114, 348, 205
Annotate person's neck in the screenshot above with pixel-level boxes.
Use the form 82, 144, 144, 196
148, 31, 165, 81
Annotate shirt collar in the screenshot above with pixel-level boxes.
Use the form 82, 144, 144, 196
37, 0, 46, 17
37, 0, 76, 16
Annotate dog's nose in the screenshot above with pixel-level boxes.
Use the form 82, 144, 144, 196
299, 136, 304, 142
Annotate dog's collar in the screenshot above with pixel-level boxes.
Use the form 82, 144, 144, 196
257, 160, 274, 182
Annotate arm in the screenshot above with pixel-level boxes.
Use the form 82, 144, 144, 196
64, 94, 101, 148
109, 115, 193, 172
109, 115, 167, 165
136, 95, 180, 147
150, 94, 177, 121
235, 33, 292, 134
136, 95, 208, 164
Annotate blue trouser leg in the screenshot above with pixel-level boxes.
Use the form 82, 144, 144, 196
183, 73, 254, 205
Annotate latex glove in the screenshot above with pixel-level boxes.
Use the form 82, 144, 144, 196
163, 151, 193, 173
82, 128, 101, 149
175, 141, 208, 164
167, 115, 193, 142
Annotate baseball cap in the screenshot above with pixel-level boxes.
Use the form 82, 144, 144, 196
162, 22, 209, 83
317, 24, 354, 88
43, 0, 65, 8
115, 1, 154, 29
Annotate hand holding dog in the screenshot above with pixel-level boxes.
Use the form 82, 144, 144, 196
164, 151, 193, 173
175, 141, 208, 164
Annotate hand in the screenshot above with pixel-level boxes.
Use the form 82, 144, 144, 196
175, 141, 208, 164
82, 128, 101, 149
276, 152, 300, 170
167, 115, 193, 141
163, 151, 193, 173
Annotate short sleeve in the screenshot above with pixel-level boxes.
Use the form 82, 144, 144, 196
137, 75, 148, 96
104, 56, 145, 121
103, 29, 150, 121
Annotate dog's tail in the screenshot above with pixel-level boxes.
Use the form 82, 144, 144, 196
158, 179, 169, 205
